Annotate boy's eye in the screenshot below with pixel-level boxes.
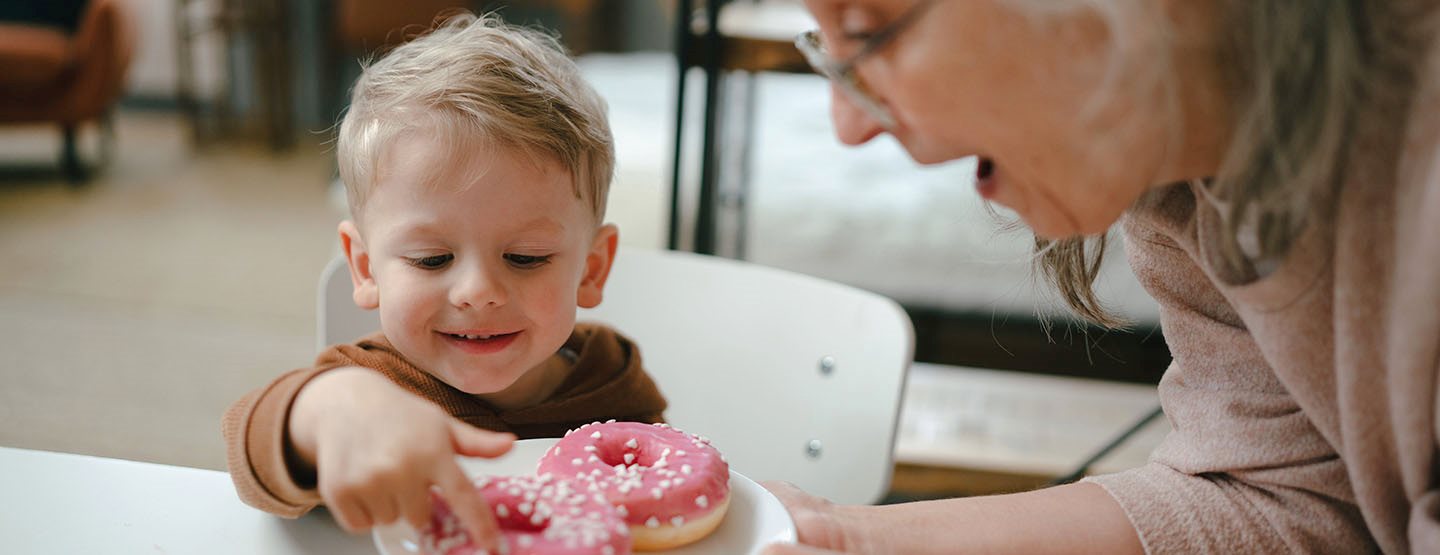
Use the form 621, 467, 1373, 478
504, 253, 552, 268
407, 254, 453, 269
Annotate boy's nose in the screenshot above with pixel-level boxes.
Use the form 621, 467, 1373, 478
449, 264, 508, 309
830, 84, 885, 146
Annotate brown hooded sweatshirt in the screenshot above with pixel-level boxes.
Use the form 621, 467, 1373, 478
222, 323, 667, 518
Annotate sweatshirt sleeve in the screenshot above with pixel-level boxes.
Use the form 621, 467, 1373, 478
221, 365, 333, 518
1083, 220, 1374, 553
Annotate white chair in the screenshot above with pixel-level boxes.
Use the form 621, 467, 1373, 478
318, 247, 914, 505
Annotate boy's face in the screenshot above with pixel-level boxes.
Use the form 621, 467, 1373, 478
339, 132, 617, 397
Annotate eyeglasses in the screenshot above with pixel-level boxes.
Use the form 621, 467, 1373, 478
794, 0, 940, 130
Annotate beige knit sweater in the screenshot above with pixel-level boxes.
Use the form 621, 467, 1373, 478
1086, 45, 1440, 553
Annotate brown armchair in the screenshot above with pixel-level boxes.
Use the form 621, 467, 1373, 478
0, 0, 134, 182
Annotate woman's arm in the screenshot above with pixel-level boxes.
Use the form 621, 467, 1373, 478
763, 482, 1142, 554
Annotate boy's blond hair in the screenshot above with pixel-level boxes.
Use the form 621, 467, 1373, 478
337, 12, 613, 223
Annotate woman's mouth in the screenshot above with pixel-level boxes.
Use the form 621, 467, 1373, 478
440, 331, 521, 354
975, 157, 998, 199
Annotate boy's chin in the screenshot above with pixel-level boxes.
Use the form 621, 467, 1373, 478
429, 367, 517, 395
447, 376, 519, 396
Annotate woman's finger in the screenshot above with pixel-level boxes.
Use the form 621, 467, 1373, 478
762, 542, 845, 555
762, 480, 804, 499
760, 481, 849, 549
762, 480, 823, 511
435, 461, 503, 551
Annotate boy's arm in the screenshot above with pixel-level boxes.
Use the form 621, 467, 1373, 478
222, 366, 334, 517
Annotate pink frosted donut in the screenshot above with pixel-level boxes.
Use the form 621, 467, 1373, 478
537, 422, 731, 551
421, 474, 631, 555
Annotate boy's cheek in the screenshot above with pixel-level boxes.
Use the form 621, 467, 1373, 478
517, 286, 578, 325
523, 291, 575, 321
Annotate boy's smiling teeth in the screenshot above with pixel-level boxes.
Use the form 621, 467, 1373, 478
446, 331, 516, 340
441, 330, 521, 354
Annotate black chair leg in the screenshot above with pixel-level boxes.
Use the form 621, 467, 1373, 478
99, 111, 116, 168
61, 124, 88, 185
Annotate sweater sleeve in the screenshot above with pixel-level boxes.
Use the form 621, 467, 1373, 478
221, 365, 333, 518
1083, 220, 1374, 553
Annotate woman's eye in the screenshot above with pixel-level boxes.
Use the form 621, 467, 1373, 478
504, 253, 552, 268
408, 254, 453, 269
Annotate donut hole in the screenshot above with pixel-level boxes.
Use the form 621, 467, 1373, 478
594, 437, 663, 468
494, 509, 548, 533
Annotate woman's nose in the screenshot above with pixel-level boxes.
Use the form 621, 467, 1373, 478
449, 264, 507, 309
829, 84, 885, 146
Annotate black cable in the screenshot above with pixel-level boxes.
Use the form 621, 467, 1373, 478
1048, 404, 1164, 486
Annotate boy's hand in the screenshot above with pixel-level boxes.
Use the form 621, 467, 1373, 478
289, 366, 515, 550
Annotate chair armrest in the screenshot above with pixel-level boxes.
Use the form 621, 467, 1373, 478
56, 0, 135, 122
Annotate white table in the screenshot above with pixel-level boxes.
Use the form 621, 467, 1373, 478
0, 446, 372, 554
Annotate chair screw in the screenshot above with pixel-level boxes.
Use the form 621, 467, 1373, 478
806, 439, 823, 459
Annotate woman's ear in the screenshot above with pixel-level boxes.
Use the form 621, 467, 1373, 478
338, 220, 379, 310
576, 224, 620, 309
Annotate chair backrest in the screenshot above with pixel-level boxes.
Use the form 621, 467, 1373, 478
318, 247, 914, 505
318, 256, 376, 353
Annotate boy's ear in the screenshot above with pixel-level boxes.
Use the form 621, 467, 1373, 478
576, 224, 620, 309
338, 220, 379, 310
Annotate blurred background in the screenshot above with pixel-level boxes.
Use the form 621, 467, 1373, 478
0, 0, 1171, 502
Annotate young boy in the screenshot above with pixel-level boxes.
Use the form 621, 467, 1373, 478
222, 13, 666, 549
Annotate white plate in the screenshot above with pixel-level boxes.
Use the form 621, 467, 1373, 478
374, 438, 797, 554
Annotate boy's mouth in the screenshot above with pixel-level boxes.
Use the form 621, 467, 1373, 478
448, 332, 510, 340
439, 330, 521, 354
975, 157, 998, 200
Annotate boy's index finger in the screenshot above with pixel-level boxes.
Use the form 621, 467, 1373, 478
436, 462, 503, 552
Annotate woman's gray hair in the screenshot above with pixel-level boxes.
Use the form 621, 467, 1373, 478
1036, 0, 1430, 327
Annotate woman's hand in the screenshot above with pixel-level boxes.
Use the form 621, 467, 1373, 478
761, 481, 877, 554
288, 367, 515, 550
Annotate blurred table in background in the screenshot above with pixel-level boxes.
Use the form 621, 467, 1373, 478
669, 0, 815, 257
174, 0, 641, 153
175, 0, 293, 151
887, 363, 1168, 501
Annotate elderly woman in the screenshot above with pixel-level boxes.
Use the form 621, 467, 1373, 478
765, 0, 1440, 553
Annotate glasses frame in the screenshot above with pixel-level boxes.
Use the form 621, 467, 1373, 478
794, 0, 940, 129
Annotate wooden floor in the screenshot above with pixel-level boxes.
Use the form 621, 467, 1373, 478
0, 112, 343, 470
